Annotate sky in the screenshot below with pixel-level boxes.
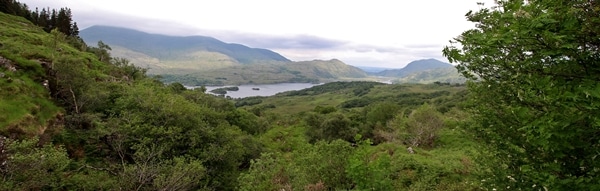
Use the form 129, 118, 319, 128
20, 0, 493, 68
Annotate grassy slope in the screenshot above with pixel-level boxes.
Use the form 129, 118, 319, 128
0, 13, 109, 137
0, 13, 63, 137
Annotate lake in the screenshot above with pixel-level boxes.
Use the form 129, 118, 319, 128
193, 83, 322, 98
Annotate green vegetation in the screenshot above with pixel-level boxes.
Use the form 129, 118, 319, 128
210, 86, 239, 94
394, 67, 466, 84
0, 7, 481, 189
443, 0, 600, 189
239, 81, 466, 115
2, 0, 597, 190
0, 9, 258, 190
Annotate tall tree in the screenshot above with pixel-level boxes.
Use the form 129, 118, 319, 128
443, 0, 600, 190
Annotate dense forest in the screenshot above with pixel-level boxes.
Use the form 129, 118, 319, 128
1, 0, 599, 190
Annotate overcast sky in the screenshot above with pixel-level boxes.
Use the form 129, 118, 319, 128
20, 0, 492, 68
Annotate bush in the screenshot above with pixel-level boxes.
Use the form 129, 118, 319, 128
391, 103, 444, 148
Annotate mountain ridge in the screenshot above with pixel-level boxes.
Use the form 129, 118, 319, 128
79, 25, 369, 85
79, 25, 290, 64
376, 58, 453, 77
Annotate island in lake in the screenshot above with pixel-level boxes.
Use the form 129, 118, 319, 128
209, 86, 239, 94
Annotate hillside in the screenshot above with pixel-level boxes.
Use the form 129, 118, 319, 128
0, 10, 266, 190
0, 12, 64, 138
377, 58, 453, 77
394, 67, 466, 84
161, 59, 368, 85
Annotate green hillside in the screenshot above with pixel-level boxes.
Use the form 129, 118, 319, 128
0, 10, 263, 190
0, 12, 64, 138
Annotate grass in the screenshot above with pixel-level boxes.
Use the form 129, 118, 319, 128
0, 12, 92, 137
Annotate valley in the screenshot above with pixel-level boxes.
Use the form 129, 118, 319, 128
3, 0, 595, 190
79, 26, 463, 86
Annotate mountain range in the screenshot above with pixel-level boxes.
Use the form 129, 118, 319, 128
80, 26, 462, 85
79, 26, 369, 85
80, 26, 289, 64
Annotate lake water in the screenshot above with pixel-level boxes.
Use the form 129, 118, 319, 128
193, 83, 322, 98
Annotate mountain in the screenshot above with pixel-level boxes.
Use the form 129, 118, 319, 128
161, 59, 368, 86
394, 67, 466, 84
80, 25, 368, 85
290, 59, 367, 79
79, 25, 290, 66
376, 58, 453, 77
354, 65, 395, 74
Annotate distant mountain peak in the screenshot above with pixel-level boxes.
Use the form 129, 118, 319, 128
376, 58, 453, 77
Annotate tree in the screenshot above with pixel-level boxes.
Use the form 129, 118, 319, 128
0, 138, 70, 190
345, 137, 393, 191
443, 0, 600, 190
389, 103, 444, 148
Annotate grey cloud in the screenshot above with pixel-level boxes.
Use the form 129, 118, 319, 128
217, 33, 348, 50
74, 9, 348, 51
75, 12, 202, 36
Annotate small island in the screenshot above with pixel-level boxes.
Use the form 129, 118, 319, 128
210, 86, 239, 94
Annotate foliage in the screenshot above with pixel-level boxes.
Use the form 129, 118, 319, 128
238, 152, 290, 191
235, 96, 263, 107
210, 86, 239, 94
393, 67, 466, 84
0, 0, 79, 37
390, 103, 445, 148
0, 3, 494, 190
443, 0, 600, 189
1, 138, 70, 190
346, 137, 394, 190
239, 139, 355, 191
304, 111, 357, 142
283, 81, 382, 96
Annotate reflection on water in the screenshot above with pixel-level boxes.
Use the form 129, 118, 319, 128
193, 83, 322, 98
